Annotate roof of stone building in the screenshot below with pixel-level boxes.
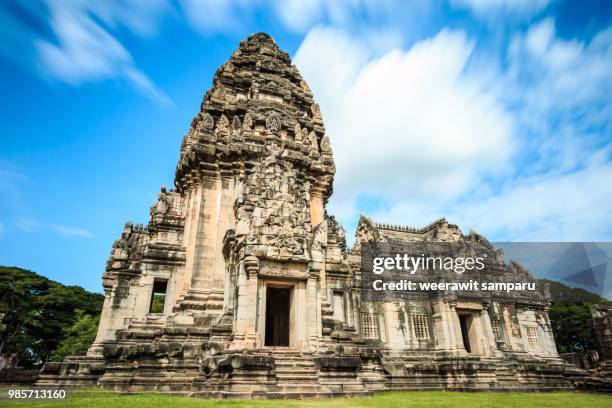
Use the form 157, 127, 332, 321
356, 215, 478, 245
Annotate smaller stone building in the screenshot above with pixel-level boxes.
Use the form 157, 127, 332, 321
592, 304, 612, 361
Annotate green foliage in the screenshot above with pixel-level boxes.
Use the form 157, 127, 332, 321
538, 278, 611, 354
0, 266, 103, 368
548, 302, 595, 353
49, 311, 100, 361
150, 294, 166, 314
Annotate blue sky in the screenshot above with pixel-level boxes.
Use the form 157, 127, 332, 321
0, 0, 611, 293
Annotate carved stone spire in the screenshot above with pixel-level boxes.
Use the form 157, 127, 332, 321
175, 32, 335, 202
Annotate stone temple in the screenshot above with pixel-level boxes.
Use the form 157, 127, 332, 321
38, 33, 576, 397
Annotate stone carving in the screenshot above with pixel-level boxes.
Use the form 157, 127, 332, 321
212, 83, 226, 99
215, 114, 230, 143
308, 131, 318, 151
266, 112, 282, 134
320, 135, 332, 154
311, 103, 322, 121
242, 113, 253, 131
232, 116, 241, 131
259, 260, 308, 279
155, 192, 169, 215
231, 116, 242, 145
294, 123, 302, 142
199, 112, 214, 132
301, 128, 308, 144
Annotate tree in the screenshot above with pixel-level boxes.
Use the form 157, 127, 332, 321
49, 311, 100, 361
0, 267, 103, 368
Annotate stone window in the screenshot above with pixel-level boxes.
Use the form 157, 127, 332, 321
413, 314, 430, 340
333, 291, 346, 322
361, 312, 379, 339
149, 279, 168, 314
525, 326, 541, 351
491, 319, 503, 343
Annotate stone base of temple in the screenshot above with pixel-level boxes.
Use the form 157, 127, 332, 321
36, 346, 581, 398
571, 360, 612, 392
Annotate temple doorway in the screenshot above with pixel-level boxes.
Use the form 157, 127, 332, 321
265, 287, 291, 346
459, 314, 472, 353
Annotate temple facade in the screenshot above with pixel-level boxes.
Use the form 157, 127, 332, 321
38, 33, 576, 397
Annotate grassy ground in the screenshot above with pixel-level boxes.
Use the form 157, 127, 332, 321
0, 390, 610, 408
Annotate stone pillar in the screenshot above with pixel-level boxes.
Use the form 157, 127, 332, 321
309, 189, 324, 228
502, 306, 516, 350
450, 303, 466, 352
433, 301, 463, 352
481, 307, 501, 357
305, 276, 321, 351
382, 302, 405, 349
175, 181, 201, 302
232, 256, 260, 348
190, 174, 219, 291
210, 171, 236, 289
291, 280, 307, 349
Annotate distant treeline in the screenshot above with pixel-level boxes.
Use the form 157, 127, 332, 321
539, 278, 611, 354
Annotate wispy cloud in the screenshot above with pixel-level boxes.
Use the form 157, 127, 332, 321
31, 0, 171, 105
50, 224, 94, 238
0, 221, 5, 239
15, 218, 92, 238
179, 0, 255, 33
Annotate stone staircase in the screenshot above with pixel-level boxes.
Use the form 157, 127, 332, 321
191, 348, 373, 399
273, 351, 320, 387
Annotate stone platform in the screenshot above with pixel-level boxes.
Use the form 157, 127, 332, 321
37, 346, 579, 398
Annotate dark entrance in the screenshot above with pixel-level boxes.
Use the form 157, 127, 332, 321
265, 287, 291, 346
459, 315, 471, 353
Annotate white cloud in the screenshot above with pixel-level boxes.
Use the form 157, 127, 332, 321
0, 221, 4, 238
295, 27, 513, 220
451, 0, 552, 19
295, 20, 612, 243
35, 0, 171, 105
454, 152, 612, 241
373, 148, 612, 241
50, 224, 94, 238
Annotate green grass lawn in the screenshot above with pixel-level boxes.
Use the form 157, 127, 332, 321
0, 390, 610, 408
